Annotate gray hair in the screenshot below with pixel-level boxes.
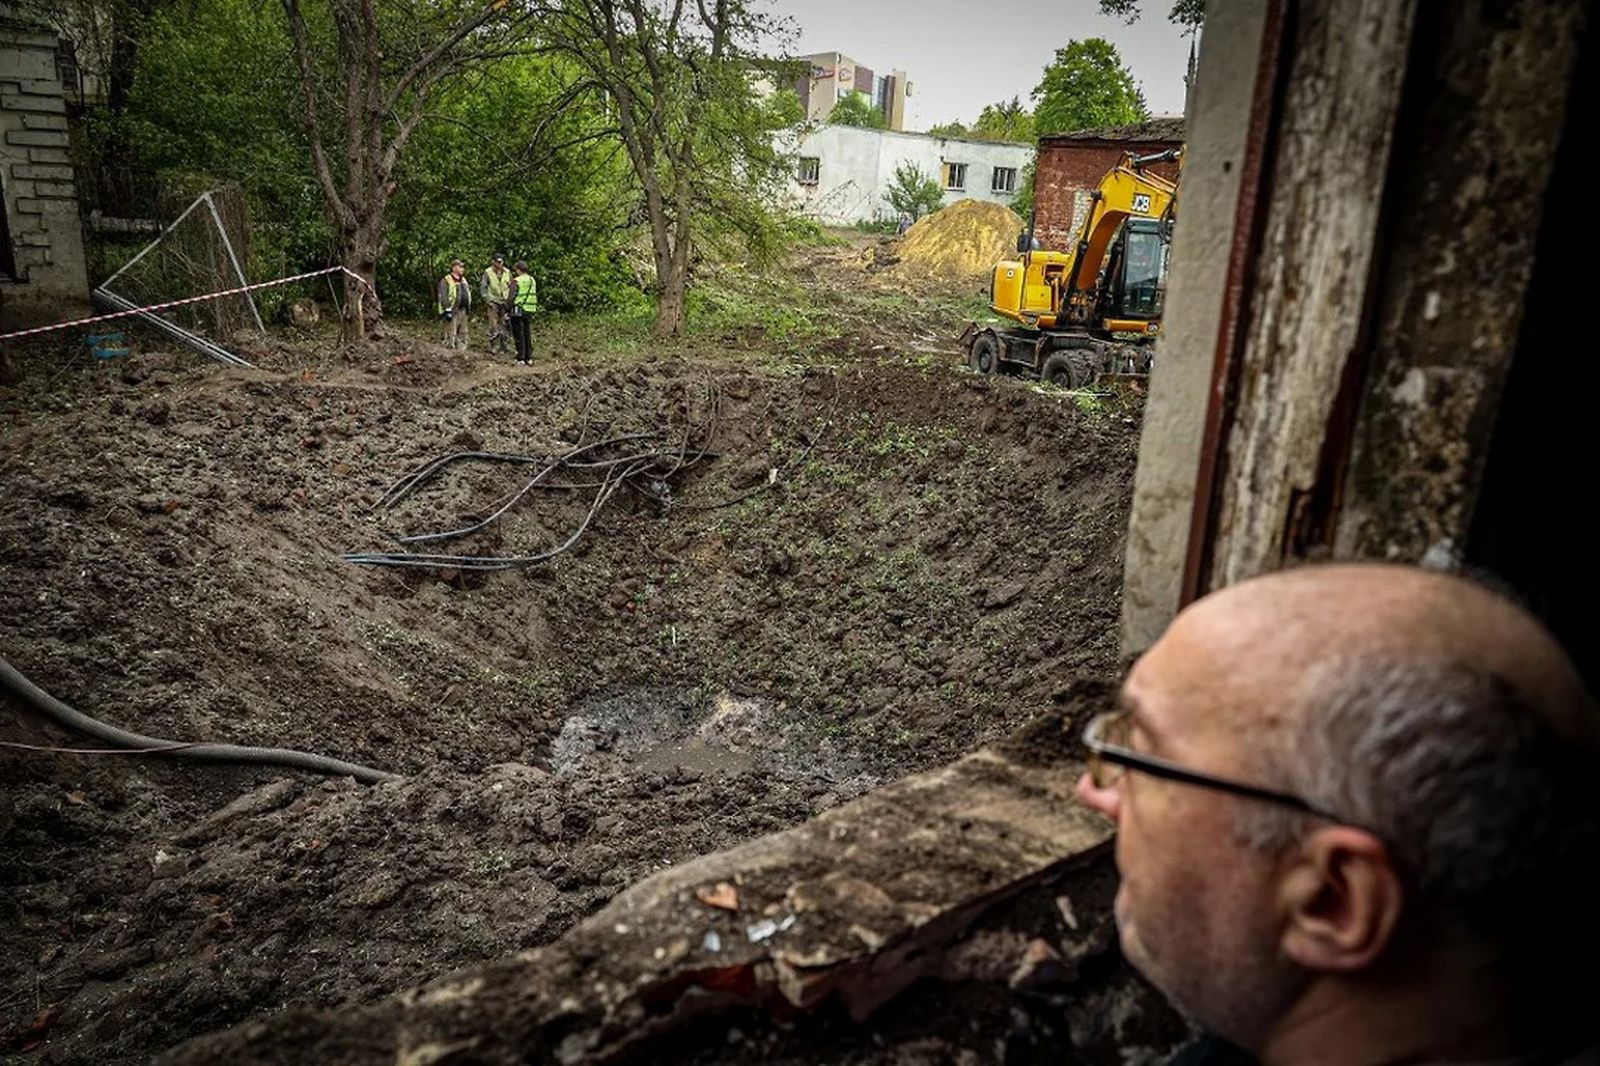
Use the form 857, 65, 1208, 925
1238, 656, 1598, 950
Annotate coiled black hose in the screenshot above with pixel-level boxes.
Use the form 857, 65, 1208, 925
0, 654, 399, 785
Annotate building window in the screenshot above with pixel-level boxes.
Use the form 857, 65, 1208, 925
992, 166, 1017, 194
56, 40, 82, 94
797, 157, 820, 186
943, 162, 967, 191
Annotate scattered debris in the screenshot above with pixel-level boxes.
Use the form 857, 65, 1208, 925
745, 914, 796, 943
696, 882, 741, 912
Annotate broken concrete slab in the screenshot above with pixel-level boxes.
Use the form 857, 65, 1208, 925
163, 709, 1114, 1065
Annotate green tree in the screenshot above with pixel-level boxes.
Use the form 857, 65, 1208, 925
530, 0, 800, 337
1098, 0, 1205, 34
382, 55, 642, 316
121, 0, 330, 274
926, 120, 969, 138
120, 0, 642, 318
279, 0, 532, 340
1032, 38, 1149, 136
971, 96, 1034, 143
883, 162, 943, 222
828, 90, 885, 129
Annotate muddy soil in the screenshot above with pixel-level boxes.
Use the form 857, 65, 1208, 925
1, 247, 1145, 1062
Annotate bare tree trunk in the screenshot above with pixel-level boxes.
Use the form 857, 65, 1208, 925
655, 255, 687, 337
652, 186, 693, 338
341, 214, 383, 342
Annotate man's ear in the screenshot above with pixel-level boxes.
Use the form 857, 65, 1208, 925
1277, 826, 1403, 973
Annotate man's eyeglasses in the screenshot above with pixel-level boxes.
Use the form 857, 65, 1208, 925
1082, 709, 1346, 822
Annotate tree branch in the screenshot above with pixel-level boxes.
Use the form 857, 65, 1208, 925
383, 1, 506, 115
281, 0, 352, 229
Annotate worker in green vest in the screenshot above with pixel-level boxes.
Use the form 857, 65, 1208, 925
479, 252, 512, 355
508, 260, 538, 365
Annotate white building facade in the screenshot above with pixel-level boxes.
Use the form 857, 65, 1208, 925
787, 125, 1034, 226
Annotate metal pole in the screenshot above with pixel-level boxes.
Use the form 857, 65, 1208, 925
203, 192, 266, 334
91, 288, 254, 368
100, 192, 210, 289
325, 272, 344, 317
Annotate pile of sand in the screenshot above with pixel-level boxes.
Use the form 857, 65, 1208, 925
884, 199, 1025, 278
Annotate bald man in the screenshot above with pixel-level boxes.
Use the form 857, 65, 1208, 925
1077, 564, 1599, 1065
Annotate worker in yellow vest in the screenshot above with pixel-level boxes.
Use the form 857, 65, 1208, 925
436, 259, 471, 350
508, 260, 538, 365
479, 252, 512, 354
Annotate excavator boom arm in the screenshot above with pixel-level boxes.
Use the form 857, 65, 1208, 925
1069, 157, 1178, 293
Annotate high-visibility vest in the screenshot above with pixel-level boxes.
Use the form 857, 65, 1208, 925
436, 276, 468, 313
482, 266, 510, 302
513, 272, 538, 313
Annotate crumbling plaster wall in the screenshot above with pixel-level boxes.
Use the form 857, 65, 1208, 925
0, 13, 89, 329
1121, 3, 1271, 656
1124, 0, 1588, 654
1333, 0, 1589, 566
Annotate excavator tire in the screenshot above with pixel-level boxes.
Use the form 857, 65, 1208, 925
968, 331, 1000, 375
1041, 350, 1093, 388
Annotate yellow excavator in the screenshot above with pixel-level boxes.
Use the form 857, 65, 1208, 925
963, 148, 1180, 387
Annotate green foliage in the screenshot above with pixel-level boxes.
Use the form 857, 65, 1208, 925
382, 56, 643, 314
111, 0, 646, 315
1098, 0, 1205, 33
535, 1, 805, 335
827, 90, 885, 129
1012, 159, 1038, 218
693, 71, 815, 270
784, 216, 847, 246
883, 161, 943, 222
685, 284, 815, 341
971, 97, 1034, 143
1032, 38, 1149, 135
120, 0, 331, 273
926, 120, 968, 138
81, 0, 813, 328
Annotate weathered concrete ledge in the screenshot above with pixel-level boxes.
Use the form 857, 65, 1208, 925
163, 703, 1116, 1064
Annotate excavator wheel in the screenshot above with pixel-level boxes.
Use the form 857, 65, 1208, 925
1041, 351, 1092, 388
968, 331, 1000, 375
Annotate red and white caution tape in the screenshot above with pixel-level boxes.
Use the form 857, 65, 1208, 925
0, 266, 378, 344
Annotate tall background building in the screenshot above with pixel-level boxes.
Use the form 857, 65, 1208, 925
793, 51, 909, 131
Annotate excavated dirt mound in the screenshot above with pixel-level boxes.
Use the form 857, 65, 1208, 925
1, 288, 1145, 1060
874, 199, 1024, 278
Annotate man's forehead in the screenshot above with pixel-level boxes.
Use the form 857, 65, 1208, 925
1126, 603, 1298, 740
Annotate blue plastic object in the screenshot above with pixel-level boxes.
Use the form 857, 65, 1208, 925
85, 331, 130, 360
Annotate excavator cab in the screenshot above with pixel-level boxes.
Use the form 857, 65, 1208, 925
1099, 218, 1170, 330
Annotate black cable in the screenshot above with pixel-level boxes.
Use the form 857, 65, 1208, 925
0, 654, 399, 784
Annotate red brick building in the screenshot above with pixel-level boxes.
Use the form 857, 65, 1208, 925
1032, 117, 1183, 251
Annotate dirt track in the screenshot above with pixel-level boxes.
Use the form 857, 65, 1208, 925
1, 249, 1146, 1061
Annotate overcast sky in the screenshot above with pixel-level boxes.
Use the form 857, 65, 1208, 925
763, 0, 1194, 131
